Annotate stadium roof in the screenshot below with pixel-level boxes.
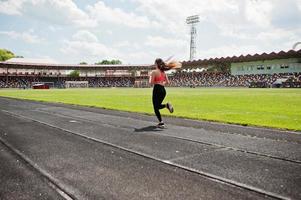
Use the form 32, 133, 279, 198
0, 59, 153, 70
182, 49, 301, 68
1, 49, 300, 70
6, 57, 59, 64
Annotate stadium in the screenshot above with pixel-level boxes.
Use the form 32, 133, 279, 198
1, 0, 301, 199
0, 49, 301, 89
1, 49, 301, 200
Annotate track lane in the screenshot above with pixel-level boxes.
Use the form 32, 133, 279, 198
1, 98, 301, 199
4, 107, 301, 163
0, 139, 71, 200
1, 109, 300, 199
0, 111, 275, 200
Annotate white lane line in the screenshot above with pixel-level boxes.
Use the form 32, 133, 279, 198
182, 116, 301, 135
35, 109, 130, 131
0, 137, 75, 200
168, 148, 229, 162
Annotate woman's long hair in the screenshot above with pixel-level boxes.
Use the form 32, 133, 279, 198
155, 58, 182, 72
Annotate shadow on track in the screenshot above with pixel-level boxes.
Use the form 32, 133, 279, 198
134, 126, 163, 132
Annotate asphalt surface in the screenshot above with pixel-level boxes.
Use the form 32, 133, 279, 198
0, 97, 300, 200
0, 142, 66, 200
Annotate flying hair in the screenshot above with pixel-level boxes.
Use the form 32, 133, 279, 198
155, 58, 182, 72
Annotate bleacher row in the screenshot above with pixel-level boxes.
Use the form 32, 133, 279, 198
169, 72, 301, 87
0, 72, 62, 76
0, 76, 135, 88
0, 72, 301, 88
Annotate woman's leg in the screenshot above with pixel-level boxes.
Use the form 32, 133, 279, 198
152, 85, 166, 122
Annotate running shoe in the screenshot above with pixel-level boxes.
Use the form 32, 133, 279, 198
167, 102, 174, 113
156, 122, 165, 128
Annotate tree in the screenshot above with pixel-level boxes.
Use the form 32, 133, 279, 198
95, 60, 109, 65
95, 60, 110, 65
0, 49, 15, 61
110, 59, 122, 65
69, 70, 80, 77
95, 59, 122, 65
79, 62, 88, 65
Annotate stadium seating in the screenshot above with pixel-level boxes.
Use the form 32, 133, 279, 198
0, 72, 300, 88
169, 72, 301, 88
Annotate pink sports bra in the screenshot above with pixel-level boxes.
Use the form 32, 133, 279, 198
153, 71, 166, 84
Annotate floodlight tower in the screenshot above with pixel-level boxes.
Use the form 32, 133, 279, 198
293, 42, 301, 50
186, 15, 200, 61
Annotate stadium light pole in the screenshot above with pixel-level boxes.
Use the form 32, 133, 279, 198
186, 15, 200, 61
292, 42, 301, 50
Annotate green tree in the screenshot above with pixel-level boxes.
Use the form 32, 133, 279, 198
95, 60, 109, 65
79, 62, 88, 65
102, 60, 110, 64
0, 49, 15, 61
110, 59, 122, 64
95, 59, 122, 65
69, 70, 80, 77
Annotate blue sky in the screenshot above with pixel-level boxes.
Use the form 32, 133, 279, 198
0, 0, 300, 64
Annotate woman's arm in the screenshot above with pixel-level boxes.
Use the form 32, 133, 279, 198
149, 71, 155, 85
165, 73, 170, 85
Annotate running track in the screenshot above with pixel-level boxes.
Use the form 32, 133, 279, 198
0, 97, 300, 200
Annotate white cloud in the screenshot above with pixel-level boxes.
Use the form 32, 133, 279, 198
61, 40, 118, 57
269, 0, 301, 29
1, 0, 301, 64
0, 0, 97, 28
61, 31, 159, 64
219, 25, 299, 43
0, 29, 44, 43
86, 1, 159, 28
199, 44, 262, 59
105, 30, 113, 35
0, 0, 159, 29
245, 0, 273, 27
60, 31, 124, 63
215, 1, 300, 51
72, 30, 99, 42
145, 35, 186, 49
113, 41, 131, 48
0, 0, 25, 15
133, 0, 240, 35
48, 25, 62, 32
122, 51, 156, 64
28, 0, 96, 27
256, 29, 297, 41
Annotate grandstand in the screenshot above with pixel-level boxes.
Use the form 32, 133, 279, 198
0, 50, 300, 88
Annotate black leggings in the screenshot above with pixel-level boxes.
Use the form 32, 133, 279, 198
152, 84, 166, 122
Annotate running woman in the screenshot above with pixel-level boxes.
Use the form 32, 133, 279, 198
149, 58, 174, 128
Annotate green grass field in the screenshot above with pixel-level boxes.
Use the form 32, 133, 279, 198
0, 88, 300, 131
